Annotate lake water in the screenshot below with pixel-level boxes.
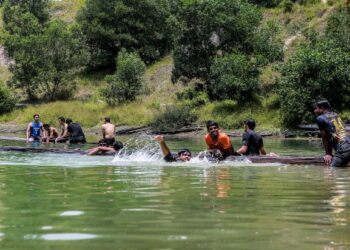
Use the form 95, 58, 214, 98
0, 136, 349, 249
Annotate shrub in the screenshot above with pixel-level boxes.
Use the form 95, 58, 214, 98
326, 9, 350, 52
278, 40, 350, 127
152, 105, 197, 131
0, 84, 16, 114
209, 52, 260, 104
281, 0, 294, 13
101, 49, 146, 105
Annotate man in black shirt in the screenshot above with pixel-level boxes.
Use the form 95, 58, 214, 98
236, 119, 266, 156
314, 99, 350, 167
66, 118, 86, 144
154, 135, 191, 162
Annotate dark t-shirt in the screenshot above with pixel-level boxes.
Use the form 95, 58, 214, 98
242, 130, 263, 155
315, 112, 348, 150
164, 153, 177, 162
67, 123, 86, 138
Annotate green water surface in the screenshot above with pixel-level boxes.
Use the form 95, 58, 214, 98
0, 137, 349, 250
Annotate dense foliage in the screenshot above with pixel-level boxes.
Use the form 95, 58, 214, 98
2, 1, 89, 101
76, 0, 172, 69
172, 0, 283, 102
0, 84, 15, 114
278, 9, 350, 127
101, 49, 146, 105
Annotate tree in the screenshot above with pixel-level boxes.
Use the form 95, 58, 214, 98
172, 0, 282, 101
101, 49, 146, 105
76, 0, 172, 68
5, 20, 89, 101
3, 0, 49, 34
278, 40, 350, 127
326, 9, 350, 52
209, 53, 260, 104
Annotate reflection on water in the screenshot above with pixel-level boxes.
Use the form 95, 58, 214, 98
0, 138, 349, 249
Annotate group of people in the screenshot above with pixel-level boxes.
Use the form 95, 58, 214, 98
156, 98, 350, 168
155, 119, 268, 163
26, 115, 123, 155
25, 98, 350, 167
26, 114, 86, 144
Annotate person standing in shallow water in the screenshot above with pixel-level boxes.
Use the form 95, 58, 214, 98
314, 98, 350, 167
26, 114, 43, 142
236, 119, 266, 156
204, 120, 234, 160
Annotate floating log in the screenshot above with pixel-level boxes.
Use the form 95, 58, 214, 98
151, 126, 203, 135
116, 126, 151, 135
0, 146, 84, 154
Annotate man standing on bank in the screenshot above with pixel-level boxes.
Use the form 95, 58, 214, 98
236, 119, 266, 156
314, 99, 350, 167
205, 120, 234, 160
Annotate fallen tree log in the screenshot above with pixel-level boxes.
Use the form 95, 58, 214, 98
0, 146, 84, 154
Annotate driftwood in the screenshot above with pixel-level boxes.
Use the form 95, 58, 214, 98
116, 126, 151, 135
225, 155, 328, 165
0, 146, 84, 154
151, 126, 203, 135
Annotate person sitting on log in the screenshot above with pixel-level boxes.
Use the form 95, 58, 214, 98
87, 141, 124, 155
55, 117, 69, 143
155, 135, 192, 162
204, 120, 235, 160
66, 118, 86, 144
26, 114, 43, 142
42, 124, 59, 143
314, 98, 350, 167
98, 117, 116, 146
235, 119, 266, 156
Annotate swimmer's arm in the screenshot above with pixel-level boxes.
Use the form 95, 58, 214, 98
154, 135, 171, 156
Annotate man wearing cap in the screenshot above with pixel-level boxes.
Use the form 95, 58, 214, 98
155, 135, 191, 162
204, 120, 234, 159
236, 119, 266, 156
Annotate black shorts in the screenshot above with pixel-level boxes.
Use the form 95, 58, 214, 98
69, 136, 86, 144
99, 138, 115, 146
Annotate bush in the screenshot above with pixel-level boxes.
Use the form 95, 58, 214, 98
0, 84, 15, 114
101, 49, 146, 105
248, 0, 282, 7
278, 40, 350, 127
152, 105, 197, 131
281, 0, 294, 13
209, 53, 260, 104
326, 9, 350, 52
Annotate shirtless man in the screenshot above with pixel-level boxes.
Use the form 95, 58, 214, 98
99, 117, 116, 146
55, 117, 69, 143
42, 124, 59, 143
26, 114, 43, 142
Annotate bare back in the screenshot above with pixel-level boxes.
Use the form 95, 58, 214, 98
102, 123, 116, 139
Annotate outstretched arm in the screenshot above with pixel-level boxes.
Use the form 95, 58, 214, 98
236, 145, 248, 155
26, 123, 31, 142
154, 135, 171, 156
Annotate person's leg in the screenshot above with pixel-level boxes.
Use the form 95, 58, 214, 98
331, 142, 350, 167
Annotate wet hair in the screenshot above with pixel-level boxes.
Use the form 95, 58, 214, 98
105, 117, 111, 123
113, 141, 124, 151
206, 120, 218, 130
33, 114, 39, 118
315, 99, 331, 110
178, 149, 191, 156
244, 119, 256, 130
43, 124, 50, 129
66, 118, 73, 124
58, 116, 65, 122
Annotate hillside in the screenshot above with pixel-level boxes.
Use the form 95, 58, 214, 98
0, 0, 348, 131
